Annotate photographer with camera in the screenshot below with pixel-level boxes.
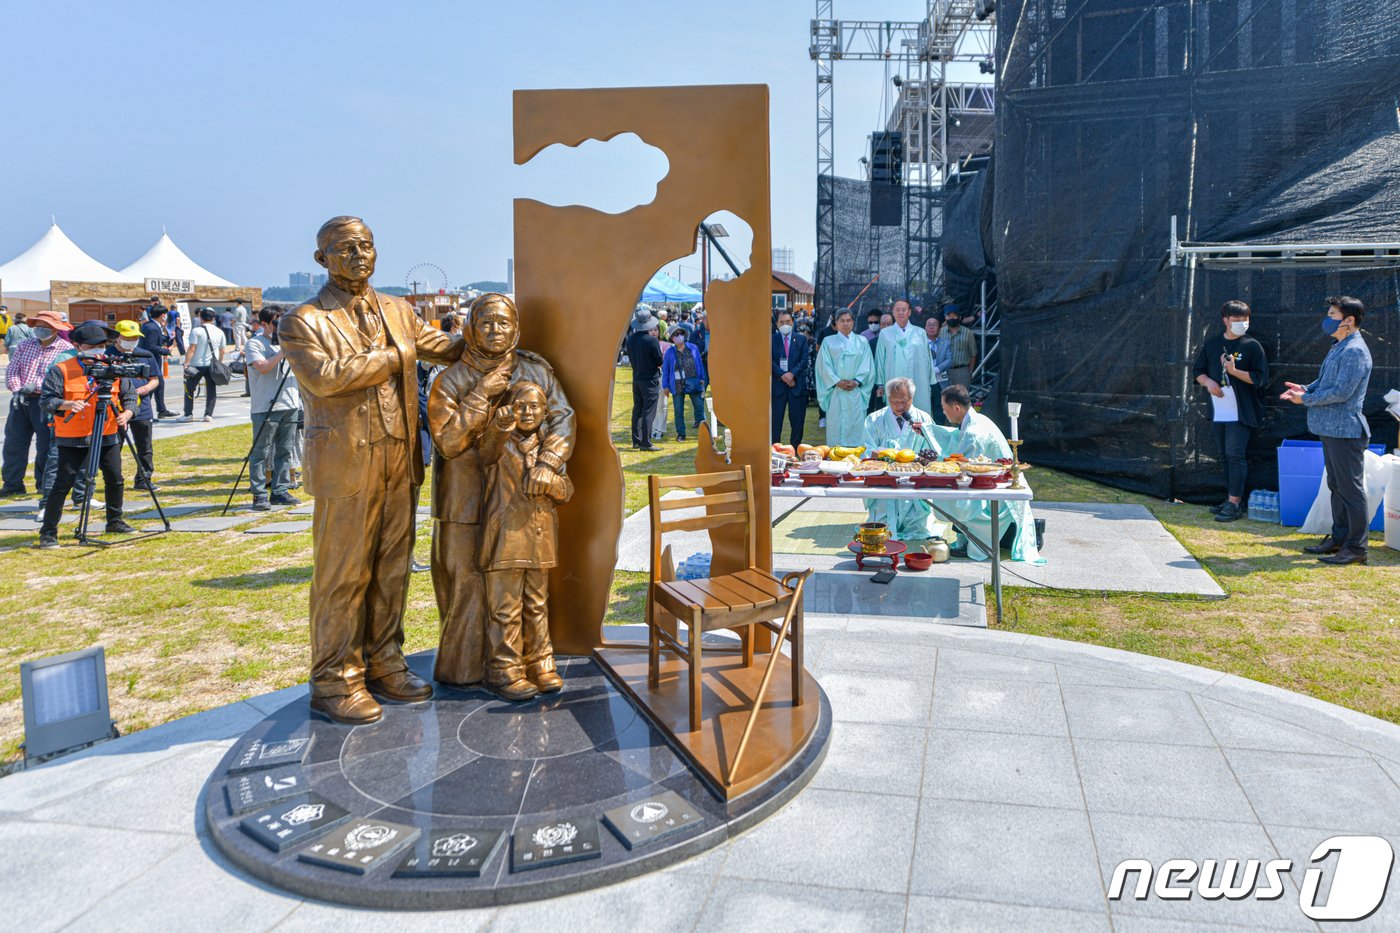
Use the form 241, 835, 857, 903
244, 307, 302, 510
112, 321, 161, 491
36, 322, 140, 547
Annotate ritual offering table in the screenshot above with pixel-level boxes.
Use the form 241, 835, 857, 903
847, 539, 906, 571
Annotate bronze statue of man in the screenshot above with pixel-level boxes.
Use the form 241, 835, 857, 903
279, 216, 463, 725
428, 293, 575, 689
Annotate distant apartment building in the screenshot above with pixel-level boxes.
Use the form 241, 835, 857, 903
288, 271, 314, 287
773, 247, 795, 275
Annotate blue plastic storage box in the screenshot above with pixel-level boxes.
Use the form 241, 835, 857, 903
1276, 439, 1386, 530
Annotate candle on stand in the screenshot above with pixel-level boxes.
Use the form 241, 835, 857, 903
1006, 402, 1022, 442
1010, 417, 1019, 442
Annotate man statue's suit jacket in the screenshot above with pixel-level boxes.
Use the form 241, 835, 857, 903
279, 284, 461, 498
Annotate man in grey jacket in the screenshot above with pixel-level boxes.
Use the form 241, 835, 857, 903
1281, 296, 1373, 565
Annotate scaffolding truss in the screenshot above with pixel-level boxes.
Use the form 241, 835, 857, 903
810, 1, 995, 319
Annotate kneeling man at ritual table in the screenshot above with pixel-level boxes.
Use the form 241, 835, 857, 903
860, 376, 939, 541
931, 384, 1041, 563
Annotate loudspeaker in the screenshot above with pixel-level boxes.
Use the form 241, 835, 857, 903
870, 183, 903, 227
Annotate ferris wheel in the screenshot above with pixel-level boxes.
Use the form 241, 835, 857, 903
404, 262, 448, 294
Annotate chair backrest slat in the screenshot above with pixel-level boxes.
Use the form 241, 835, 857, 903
654, 470, 745, 491
658, 512, 749, 535
649, 468, 757, 582
658, 490, 748, 512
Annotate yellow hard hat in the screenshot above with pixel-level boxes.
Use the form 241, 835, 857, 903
114, 320, 142, 338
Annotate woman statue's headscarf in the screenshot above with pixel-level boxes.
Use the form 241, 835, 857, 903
460, 292, 520, 374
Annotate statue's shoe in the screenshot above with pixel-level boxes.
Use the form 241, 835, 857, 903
367, 670, 434, 703
490, 679, 540, 702
532, 671, 563, 693
310, 690, 382, 725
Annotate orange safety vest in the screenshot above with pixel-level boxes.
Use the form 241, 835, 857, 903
54, 357, 122, 440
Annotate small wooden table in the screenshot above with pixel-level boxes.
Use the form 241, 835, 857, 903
846, 539, 906, 571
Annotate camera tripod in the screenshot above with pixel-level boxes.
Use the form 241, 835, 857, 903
220, 365, 292, 516
63, 383, 173, 546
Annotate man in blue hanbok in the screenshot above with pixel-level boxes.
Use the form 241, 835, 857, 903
933, 385, 1041, 563
816, 309, 875, 447
860, 377, 938, 540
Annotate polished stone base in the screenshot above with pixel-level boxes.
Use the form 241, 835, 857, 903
203, 653, 830, 908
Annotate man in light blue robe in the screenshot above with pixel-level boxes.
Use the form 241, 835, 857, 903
872, 298, 933, 410
860, 377, 939, 541
934, 384, 1042, 563
816, 309, 875, 447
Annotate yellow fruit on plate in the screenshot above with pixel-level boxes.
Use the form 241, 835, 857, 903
894, 449, 917, 463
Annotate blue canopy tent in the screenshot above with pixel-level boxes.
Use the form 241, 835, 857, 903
640, 270, 702, 303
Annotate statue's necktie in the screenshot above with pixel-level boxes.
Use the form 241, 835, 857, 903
353, 297, 378, 341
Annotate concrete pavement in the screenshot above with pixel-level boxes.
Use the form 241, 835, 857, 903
3, 620, 1398, 931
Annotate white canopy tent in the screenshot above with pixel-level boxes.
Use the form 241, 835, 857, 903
118, 232, 238, 288
0, 223, 136, 303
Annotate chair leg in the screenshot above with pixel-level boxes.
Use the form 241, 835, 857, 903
742, 623, 754, 667
791, 603, 805, 706
647, 593, 660, 688
689, 609, 703, 733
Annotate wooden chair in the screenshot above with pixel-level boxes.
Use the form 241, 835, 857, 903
646, 465, 812, 781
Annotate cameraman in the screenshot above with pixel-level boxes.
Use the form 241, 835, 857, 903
244, 307, 301, 510
36, 322, 138, 548
112, 321, 161, 490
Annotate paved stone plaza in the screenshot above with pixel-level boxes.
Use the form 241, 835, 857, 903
3, 617, 1397, 931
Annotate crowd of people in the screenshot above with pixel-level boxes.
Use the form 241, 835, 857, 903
623, 305, 711, 450
0, 297, 306, 546
2, 288, 1378, 564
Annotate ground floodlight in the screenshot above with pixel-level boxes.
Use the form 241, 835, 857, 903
21, 646, 115, 761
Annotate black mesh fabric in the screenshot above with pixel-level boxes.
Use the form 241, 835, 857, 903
991, 0, 1400, 501
830, 175, 922, 313
941, 160, 996, 312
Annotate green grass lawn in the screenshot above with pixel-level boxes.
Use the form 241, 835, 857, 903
0, 367, 1395, 762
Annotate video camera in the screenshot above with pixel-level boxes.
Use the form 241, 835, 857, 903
78, 356, 147, 385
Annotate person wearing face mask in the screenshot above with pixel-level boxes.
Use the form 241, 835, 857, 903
1281, 296, 1374, 565
861, 308, 882, 342
111, 321, 161, 492
943, 307, 978, 390
660, 327, 707, 441
36, 322, 138, 548
2, 311, 74, 497
1192, 300, 1269, 522
771, 309, 811, 448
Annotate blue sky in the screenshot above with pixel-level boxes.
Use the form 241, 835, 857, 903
1, 0, 961, 289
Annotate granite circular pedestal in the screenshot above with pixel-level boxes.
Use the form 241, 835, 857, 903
204, 654, 831, 908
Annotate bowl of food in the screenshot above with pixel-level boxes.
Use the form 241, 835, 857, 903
850, 459, 887, 477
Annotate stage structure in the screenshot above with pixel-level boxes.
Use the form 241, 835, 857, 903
992, 0, 1400, 501
810, 2, 997, 389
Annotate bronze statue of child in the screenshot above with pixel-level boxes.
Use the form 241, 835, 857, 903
478, 381, 574, 701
